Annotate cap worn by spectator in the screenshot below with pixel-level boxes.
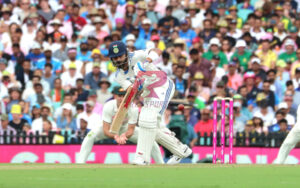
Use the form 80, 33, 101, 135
1, 114, 8, 121
1, 6, 12, 14
217, 3, 227, 9
276, 60, 286, 68
233, 94, 243, 100
112, 86, 126, 95
32, 42, 41, 50
93, 62, 100, 68
275, 5, 283, 11
92, 49, 101, 57
28, 13, 39, 19
217, 20, 228, 28
151, 35, 160, 41
228, 5, 237, 11
115, 18, 125, 25
87, 8, 98, 18
192, 37, 201, 44
230, 19, 237, 24
285, 39, 295, 46
216, 81, 225, 88
235, 40, 246, 48
126, 34, 136, 42
88, 90, 97, 97
50, 19, 63, 26
243, 72, 256, 80
127, 41, 135, 47
69, 63, 77, 69
256, 93, 266, 102
251, 58, 261, 65
180, 19, 188, 25
289, 26, 298, 33
93, 17, 104, 24
62, 103, 73, 111
209, 38, 221, 47
98, 78, 111, 87
194, 72, 204, 80
228, 61, 237, 66
185, 3, 200, 13
278, 102, 288, 110
142, 18, 152, 25
11, 104, 21, 114
137, 1, 147, 10
246, 120, 253, 126
33, 104, 41, 109
86, 100, 95, 107
68, 48, 77, 54
296, 67, 300, 74
2, 70, 10, 77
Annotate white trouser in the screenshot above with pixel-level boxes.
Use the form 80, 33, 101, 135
276, 124, 300, 164
77, 125, 164, 164
135, 79, 191, 163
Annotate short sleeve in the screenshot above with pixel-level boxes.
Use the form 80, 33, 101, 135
102, 102, 114, 124
127, 107, 139, 125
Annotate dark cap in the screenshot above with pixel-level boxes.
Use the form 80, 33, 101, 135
217, 81, 225, 87
112, 86, 126, 95
60, 35, 67, 42
189, 48, 199, 55
88, 90, 97, 97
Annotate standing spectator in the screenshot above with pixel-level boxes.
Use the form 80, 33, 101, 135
56, 103, 77, 131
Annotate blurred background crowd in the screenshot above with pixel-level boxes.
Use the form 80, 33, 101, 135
0, 0, 300, 149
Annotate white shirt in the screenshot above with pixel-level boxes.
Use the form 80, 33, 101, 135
253, 109, 274, 127
250, 27, 266, 41
76, 111, 102, 130
61, 71, 83, 88
63, 60, 83, 74
31, 118, 57, 134
156, 61, 173, 77
102, 99, 138, 129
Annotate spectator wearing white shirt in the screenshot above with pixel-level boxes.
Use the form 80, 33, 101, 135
61, 63, 83, 90
76, 100, 101, 130
157, 51, 172, 77
32, 105, 57, 134
63, 48, 83, 74
292, 67, 300, 89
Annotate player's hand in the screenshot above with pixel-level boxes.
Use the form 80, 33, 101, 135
119, 133, 128, 144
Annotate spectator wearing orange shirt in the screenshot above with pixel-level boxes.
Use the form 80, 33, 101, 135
194, 108, 213, 137
227, 61, 243, 92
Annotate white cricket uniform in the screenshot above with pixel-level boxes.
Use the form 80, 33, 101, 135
77, 99, 164, 164
114, 50, 192, 164
276, 105, 300, 164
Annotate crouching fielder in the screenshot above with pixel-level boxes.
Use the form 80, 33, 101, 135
275, 105, 300, 164
77, 86, 164, 164
108, 41, 192, 165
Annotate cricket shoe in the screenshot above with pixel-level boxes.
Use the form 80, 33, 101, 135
132, 156, 149, 166
167, 145, 192, 165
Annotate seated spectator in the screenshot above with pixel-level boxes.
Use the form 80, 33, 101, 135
50, 78, 64, 110
84, 62, 107, 90
26, 83, 52, 109
278, 119, 289, 133
173, 65, 188, 99
76, 100, 101, 130
275, 60, 290, 94
76, 79, 89, 102
278, 39, 297, 63
42, 119, 52, 135
6, 87, 22, 113
252, 116, 266, 134
233, 101, 249, 125
36, 47, 62, 74
194, 108, 213, 137
61, 63, 83, 90
76, 42, 92, 63
25, 70, 51, 96
53, 94, 77, 119
157, 51, 173, 77
56, 103, 77, 131
227, 61, 243, 92
231, 40, 252, 71
255, 38, 277, 70
9, 104, 28, 131
31, 105, 57, 133
0, 114, 16, 144
42, 63, 57, 89
53, 35, 69, 63
97, 78, 112, 105
274, 102, 295, 127
63, 48, 83, 75
259, 80, 276, 109
253, 94, 274, 127
243, 71, 260, 103
248, 58, 266, 81
31, 104, 41, 122
292, 67, 300, 90
191, 72, 210, 103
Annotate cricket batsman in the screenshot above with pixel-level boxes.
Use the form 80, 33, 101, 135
275, 105, 300, 164
108, 41, 192, 165
77, 86, 164, 164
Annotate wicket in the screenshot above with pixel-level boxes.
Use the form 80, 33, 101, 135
212, 97, 234, 164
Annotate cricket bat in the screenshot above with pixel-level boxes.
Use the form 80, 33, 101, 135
109, 85, 138, 134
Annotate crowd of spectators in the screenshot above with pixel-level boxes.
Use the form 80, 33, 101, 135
0, 0, 299, 148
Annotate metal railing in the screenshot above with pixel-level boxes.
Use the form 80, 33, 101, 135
0, 130, 289, 147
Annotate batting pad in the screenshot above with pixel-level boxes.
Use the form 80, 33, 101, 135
135, 127, 157, 163
156, 128, 189, 158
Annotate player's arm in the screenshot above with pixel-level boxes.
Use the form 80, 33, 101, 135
103, 121, 116, 139
122, 124, 135, 138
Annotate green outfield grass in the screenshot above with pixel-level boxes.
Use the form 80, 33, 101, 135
0, 164, 300, 188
